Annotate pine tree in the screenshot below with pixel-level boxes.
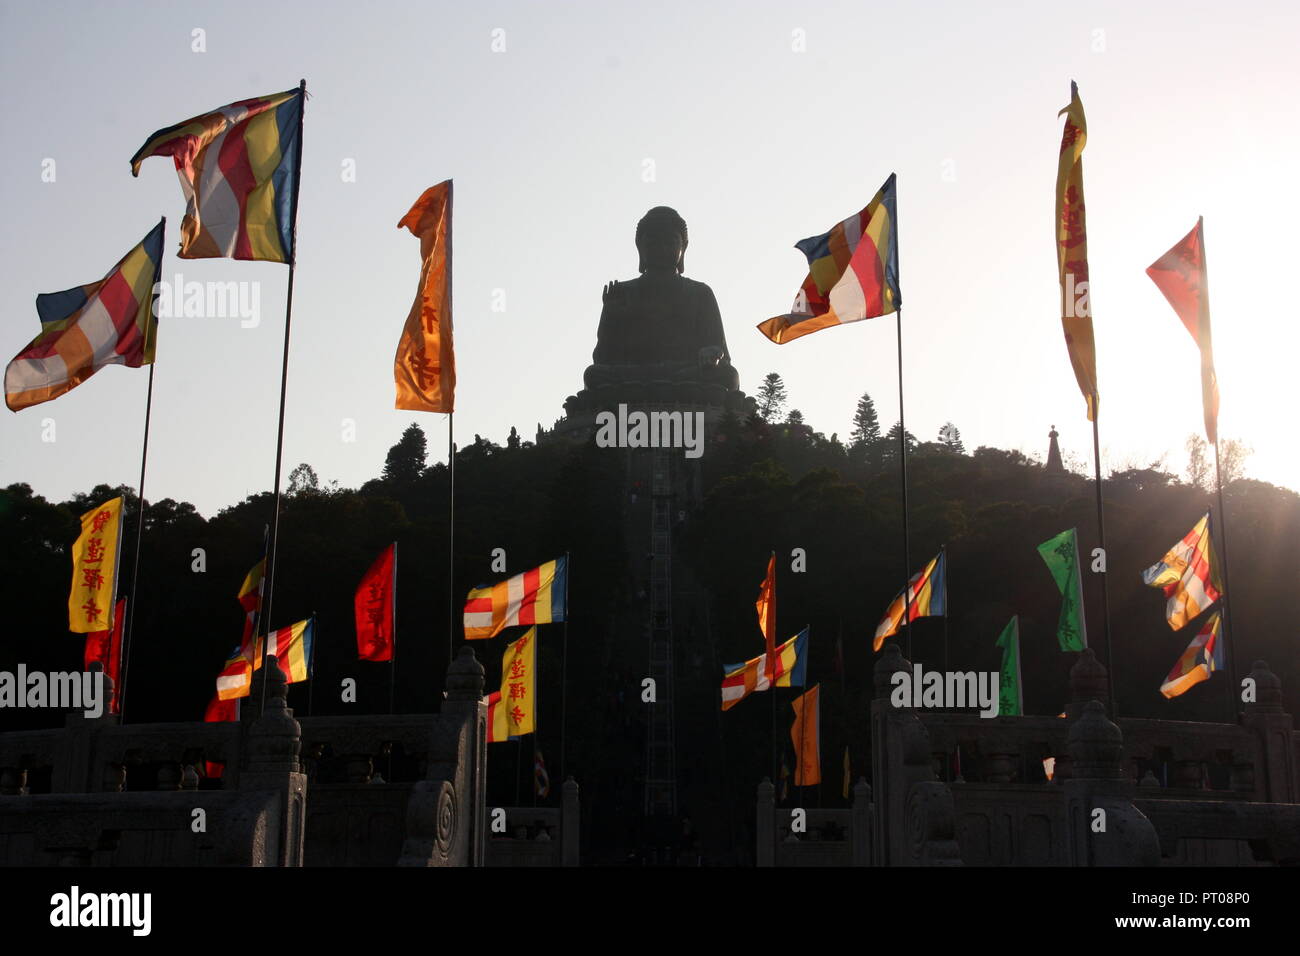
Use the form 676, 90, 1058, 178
382, 423, 428, 484
757, 372, 788, 423
786, 408, 805, 425
880, 421, 918, 462
938, 422, 965, 454
287, 462, 319, 495
850, 392, 881, 449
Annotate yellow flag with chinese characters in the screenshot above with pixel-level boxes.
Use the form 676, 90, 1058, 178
68, 496, 123, 633
1055, 80, 1099, 422
489, 626, 536, 741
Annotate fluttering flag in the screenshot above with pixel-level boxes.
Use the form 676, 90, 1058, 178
68, 497, 124, 634
778, 750, 790, 802
202, 693, 236, 778
1146, 218, 1220, 444
791, 684, 821, 787
130, 89, 303, 263
487, 628, 536, 741
395, 180, 456, 413
1141, 512, 1221, 631
237, 558, 266, 646
257, 618, 315, 684
6, 221, 165, 412
994, 616, 1023, 717
758, 173, 901, 344
216, 644, 253, 701
355, 543, 396, 661
84, 597, 126, 715
755, 553, 776, 674
534, 749, 551, 798
721, 628, 808, 711
842, 746, 851, 801
872, 551, 946, 651
1055, 81, 1099, 421
1160, 611, 1224, 699
1037, 529, 1088, 651
463, 557, 567, 641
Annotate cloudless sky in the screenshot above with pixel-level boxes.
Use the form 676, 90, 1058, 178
2, 0, 1296, 516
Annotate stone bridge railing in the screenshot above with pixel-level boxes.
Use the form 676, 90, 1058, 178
755, 778, 873, 866
485, 777, 581, 867
871, 644, 1298, 866
0, 647, 487, 867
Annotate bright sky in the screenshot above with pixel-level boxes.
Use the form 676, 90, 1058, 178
2, 0, 1296, 515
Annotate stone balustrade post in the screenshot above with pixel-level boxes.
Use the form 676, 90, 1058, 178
756, 777, 775, 867
1241, 661, 1296, 804
562, 776, 580, 867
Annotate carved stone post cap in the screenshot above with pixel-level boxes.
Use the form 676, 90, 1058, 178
852, 778, 872, 800
757, 777, 774, 795
1245, 660, 1283, 714
562, 775, 579, 792
1069, 648, 1109, 706
1067, 699, 1124, 779
873, 643, 911, 699
445, 646, 485, 701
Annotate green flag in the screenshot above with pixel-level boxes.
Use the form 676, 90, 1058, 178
994, 616, 1023, 716
1037, 528, 1088, 651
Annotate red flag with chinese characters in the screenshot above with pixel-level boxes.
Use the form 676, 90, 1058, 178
84, 597, 126, 714
1146, 217, 1220, 444
355, 543, 396, 661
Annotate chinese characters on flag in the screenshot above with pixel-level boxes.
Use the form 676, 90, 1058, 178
68, 497, 123, 633
487, 627, 536, 742
354, 543, 396, 661
394, 180, 455, 413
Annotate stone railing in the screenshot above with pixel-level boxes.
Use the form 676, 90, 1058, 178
486, 777, 580, 867
756, 778, 873, 867
871, 644, 1297, 866
0, 647, 487, 867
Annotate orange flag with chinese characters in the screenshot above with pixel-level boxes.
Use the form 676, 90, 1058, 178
1055, 80, 1098, 422
395, 180, 456, 413
756, 553, 776, 677
791, 684, 821, 787
68, 497, 123, 633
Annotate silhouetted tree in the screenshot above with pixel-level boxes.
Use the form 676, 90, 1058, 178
382, 423, 427, 484
287, 462, 319, 495
756, 372, 788, 423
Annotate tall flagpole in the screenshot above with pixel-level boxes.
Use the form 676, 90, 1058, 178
1089, 408, 1116, 714
446, 181, 457, 676
560, 551, 571, 786
895, 305, 914, 661
307, 610, 318, 717
118, 216, 166, 723
259, 78, 307, 716
941, 544, 950, 675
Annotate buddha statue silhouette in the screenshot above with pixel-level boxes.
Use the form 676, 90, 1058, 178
583, 206, 740, 392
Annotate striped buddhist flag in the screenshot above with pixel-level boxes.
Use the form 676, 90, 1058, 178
1146, 218, 1220, 444
872, 552, 946, 651
1160, 611, 1224, 698
758, 173, 901, 344
486, 628, 536, 741
237, 557, 266, 645
256, 618, 314, 684
721, 628, 808, 711
216, 644, 253, 701
463, 557, 567, 640
1055, 80, 1099, 421
84, 598, 126, 715
1142, 512, 1221, 630
6, 220, 164, 412
791, 684, 821, 787
130, 88, 302, 263
395, 181, 456, 413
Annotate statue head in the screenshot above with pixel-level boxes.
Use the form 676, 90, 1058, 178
636, 206, 688, 274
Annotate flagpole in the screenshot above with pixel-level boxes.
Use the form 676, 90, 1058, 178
390, 541, 399, 715
561, 550, 571, 785
118, 326, 160, 723
307, 610, 317, 717
259, 78, 307, 718
1202, 219, 1239, 716
446, 180, 457, 678
941, 544, 950, 676
1089, 408, 1117, 715
895, 306, 914, 661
